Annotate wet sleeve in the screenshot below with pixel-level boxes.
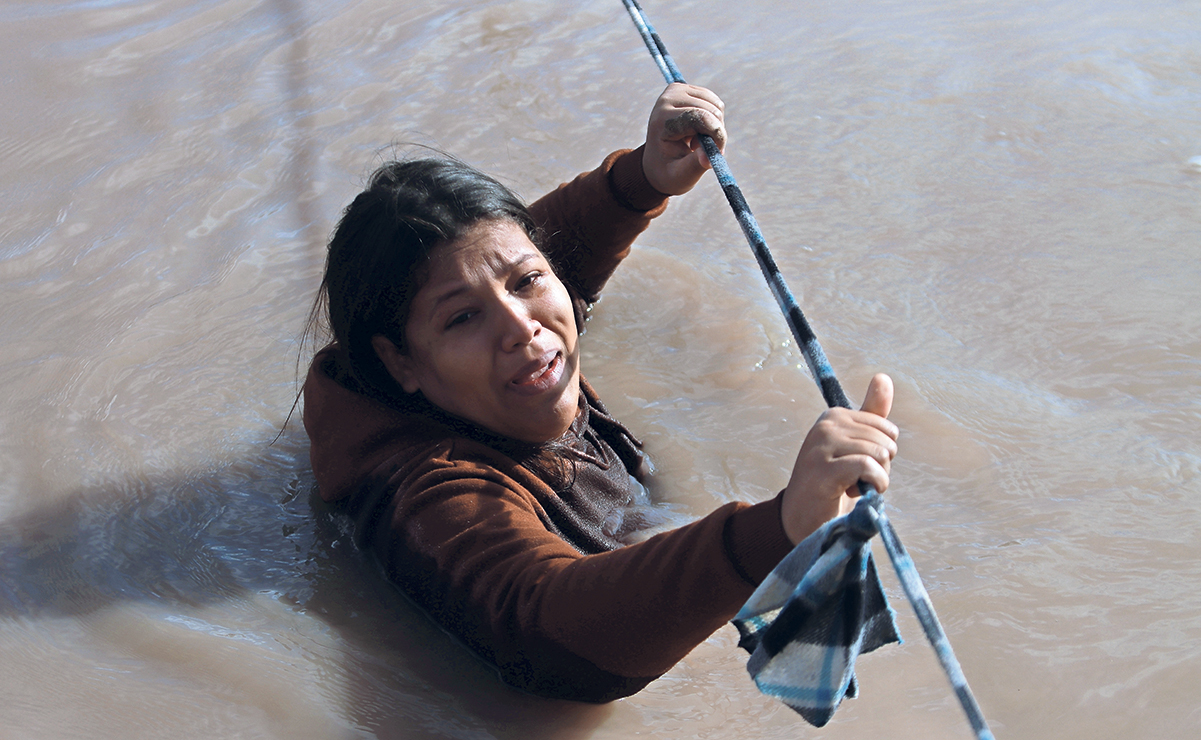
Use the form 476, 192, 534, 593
362, 456, 793, 703
527, 146, 670, 304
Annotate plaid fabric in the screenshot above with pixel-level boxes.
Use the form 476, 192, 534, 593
733, 496, 899, 727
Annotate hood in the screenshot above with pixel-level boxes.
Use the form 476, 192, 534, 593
302, 345, 438, 502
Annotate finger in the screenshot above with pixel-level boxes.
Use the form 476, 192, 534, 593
860, 373, 893, 419
841, 456, 890, 497
662, 83, 725, 114
831, 433, 896, 472
664, 112, 725, 156
807, 417, 894, 471
678, 83, 725, 112
842, 420, 899, 460
844, 434, 897, 468
822, 406, 899, 442
661, 108, 724, 144
665, 93, 723, 120
705, 120, 727, 153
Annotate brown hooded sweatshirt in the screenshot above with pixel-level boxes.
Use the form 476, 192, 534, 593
303, 148, 794, 702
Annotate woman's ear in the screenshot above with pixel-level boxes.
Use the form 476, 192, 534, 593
371, 335, 421, 394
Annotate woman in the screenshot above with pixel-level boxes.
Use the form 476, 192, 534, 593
302, 84, 898, 702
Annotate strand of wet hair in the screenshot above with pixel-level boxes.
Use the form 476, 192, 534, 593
620, 2, 994, 738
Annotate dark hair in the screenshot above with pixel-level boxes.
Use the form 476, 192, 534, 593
307, 157, 538, 399
296, 156, 646, 495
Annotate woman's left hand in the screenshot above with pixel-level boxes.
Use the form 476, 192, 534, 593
642, 83, 727, 196
779, 374, 899, 545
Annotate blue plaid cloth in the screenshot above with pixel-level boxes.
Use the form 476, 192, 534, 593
733, 496, 900, 726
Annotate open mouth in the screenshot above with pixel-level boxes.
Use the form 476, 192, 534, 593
509, 351, 564, 394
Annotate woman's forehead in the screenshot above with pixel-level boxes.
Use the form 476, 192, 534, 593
419, 220, 543, 297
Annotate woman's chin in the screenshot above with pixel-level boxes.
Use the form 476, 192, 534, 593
513, 381, 580, 444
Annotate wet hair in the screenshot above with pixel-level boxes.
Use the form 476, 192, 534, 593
306, 157, 539, 399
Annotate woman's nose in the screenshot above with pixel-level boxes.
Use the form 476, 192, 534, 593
498, 298, 540, 350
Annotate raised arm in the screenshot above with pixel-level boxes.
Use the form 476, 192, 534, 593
528, 83, 727, 304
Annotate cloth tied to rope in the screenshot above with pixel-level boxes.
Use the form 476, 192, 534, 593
733, 493, 899, 727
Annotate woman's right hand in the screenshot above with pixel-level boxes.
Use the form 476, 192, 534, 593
779, 374, 899, 545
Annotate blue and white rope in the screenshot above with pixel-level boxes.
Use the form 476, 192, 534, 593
620, 2, 994, 738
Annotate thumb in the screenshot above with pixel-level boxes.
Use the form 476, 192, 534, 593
860, 373, 893, 418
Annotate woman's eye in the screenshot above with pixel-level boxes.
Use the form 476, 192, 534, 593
517, 271, 543, 290
445, 311, 475, 329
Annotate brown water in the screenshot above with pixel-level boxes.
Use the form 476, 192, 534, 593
2, 0, 1199, 737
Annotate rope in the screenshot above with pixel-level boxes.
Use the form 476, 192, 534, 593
619, 2, 995, 738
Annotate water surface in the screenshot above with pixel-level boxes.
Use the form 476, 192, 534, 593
2, 0, 1199, 737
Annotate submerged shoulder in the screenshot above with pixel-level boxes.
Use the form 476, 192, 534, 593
377, 432, 557, 509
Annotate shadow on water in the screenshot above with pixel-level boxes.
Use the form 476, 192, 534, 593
7, 1, 615, 736
0, 431, 613, 739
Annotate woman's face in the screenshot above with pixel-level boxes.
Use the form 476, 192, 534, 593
375, 219, 581, 443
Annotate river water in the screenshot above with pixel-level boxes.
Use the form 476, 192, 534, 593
2, 0, 1199, 737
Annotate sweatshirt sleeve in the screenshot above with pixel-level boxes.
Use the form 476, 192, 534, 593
527, 146, 669, 304
352, 447, 794, 703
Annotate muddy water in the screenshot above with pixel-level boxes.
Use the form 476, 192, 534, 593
2, 0, 1199, 737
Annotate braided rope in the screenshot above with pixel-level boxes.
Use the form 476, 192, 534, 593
620, 2, 994, 737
